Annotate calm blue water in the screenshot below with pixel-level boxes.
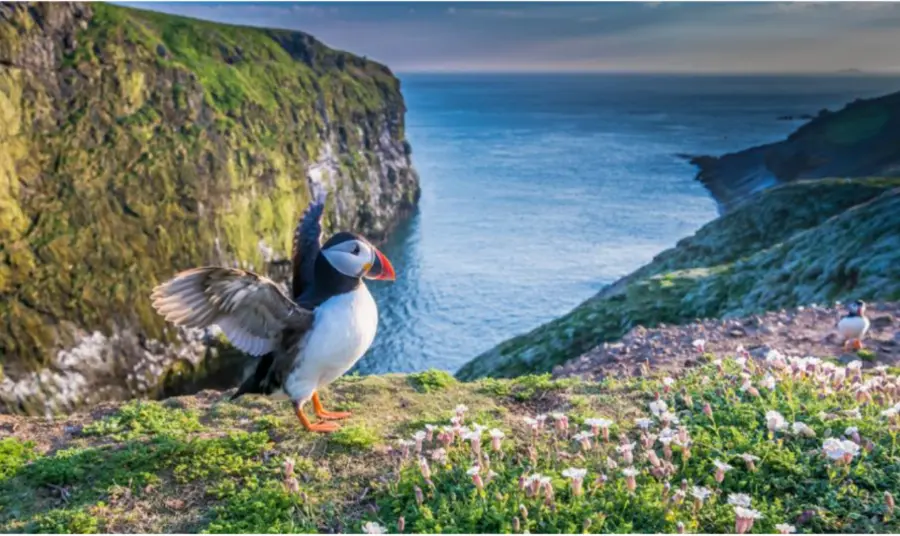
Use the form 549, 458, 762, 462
355, 74, 900, 375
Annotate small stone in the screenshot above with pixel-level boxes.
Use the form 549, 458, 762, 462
871, 315, 893, 329
156, 44, 168, 57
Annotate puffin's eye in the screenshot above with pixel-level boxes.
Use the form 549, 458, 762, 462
352, 244, 361, 255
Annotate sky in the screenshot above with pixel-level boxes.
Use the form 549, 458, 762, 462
119, 2, 900, 73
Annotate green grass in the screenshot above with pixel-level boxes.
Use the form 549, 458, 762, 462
5, 358, 895, 533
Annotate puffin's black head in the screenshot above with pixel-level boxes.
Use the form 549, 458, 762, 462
316, 232, 396, 289
848, 299, 866, 316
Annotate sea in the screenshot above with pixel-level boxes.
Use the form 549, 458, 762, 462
354, 73, 900, 375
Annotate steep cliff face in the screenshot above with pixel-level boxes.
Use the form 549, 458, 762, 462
457, 178, 900, 380
693, 90, 900, 213
0, 2, 419, 413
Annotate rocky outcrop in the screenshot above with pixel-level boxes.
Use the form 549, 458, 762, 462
692, 91, 900, 213
456, 178, 900, 380
0, 2, 419, 414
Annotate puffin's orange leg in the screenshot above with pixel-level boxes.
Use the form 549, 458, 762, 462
312, 392, 352, 420
852, 339, 864, 350
294, 400, 340, 433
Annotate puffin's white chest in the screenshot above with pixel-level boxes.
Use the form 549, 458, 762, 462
284, 285, 378, 398
838, 316, 870, 340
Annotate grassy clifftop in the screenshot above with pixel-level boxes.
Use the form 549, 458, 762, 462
0, 3, 418, 403
457, 178, 900, 380
2, 356, 898, 533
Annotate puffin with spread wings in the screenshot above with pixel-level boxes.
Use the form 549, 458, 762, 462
150, 192, 395, 432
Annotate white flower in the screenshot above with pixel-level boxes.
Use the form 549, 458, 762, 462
585, 417, 613, 428
562, 467, 587, 480
728, 493, 752, 507
846, 360, 863, 371
362, 522, 387, 534
662, 377, 675, 387
455, 404, 469, 413
658, 411, 680, 424
413, 430, 426, 440
622, 467, 639, 477
766, 410, 788, 432
761, 375, 777, 390
845, 426, 858, 436
842, 408, 862, 419
734, 357, 747, 367
713, 460, 733, 471
822, 438, 861, 462
489, 428, 504, 439
734, 506, 763, 519
691, 486, 712, 501
635, 417, 653, 430
740, 453, 760, 462
775, 523, 796, 534
649, 400, 668, 417
466, 465, 480, 476
791, 421, 816, 438
692, 339, 706, 352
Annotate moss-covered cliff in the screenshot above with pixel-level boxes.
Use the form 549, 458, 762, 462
456, 178, 900, 380
0, 2, 419, 412
692, 90, 900, 213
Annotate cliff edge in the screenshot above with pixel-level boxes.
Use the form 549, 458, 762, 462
0, 2, 420, 413
692, 89, 900, 213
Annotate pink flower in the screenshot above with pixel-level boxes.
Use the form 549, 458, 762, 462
734, 506, 762, 534
398, 516, 405, 533
617, 442, 636, 465
489, 429, 505, 452
585, 418, 613, 441
418, 457, 431, 479
622, 467, 638, 492
414, 485, 424, 505
886, 491, 895, 514
573, 431, 593, 451
703, 403, 713, 419
562, 467, 587, 497
713, 460, 733, 483
467, 466, 484, 491
414, 431, 426, 453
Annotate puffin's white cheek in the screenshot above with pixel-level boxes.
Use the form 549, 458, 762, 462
323, 250, 365, 278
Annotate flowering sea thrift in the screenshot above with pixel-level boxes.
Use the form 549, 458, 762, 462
822, 437, 861, 464
734, 506, 763, 534
713, 459, 733, 483
561, 467, 587, 496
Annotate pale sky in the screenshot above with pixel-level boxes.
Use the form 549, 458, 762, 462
120, 2, 900, 73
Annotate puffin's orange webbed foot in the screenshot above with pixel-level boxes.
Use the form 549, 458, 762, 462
852, 339, 864, 350
294, 401, 341, 433
312, 392, 352, 420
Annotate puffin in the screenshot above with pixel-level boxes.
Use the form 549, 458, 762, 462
150, 192, 395, 433
837, 299, 870, 351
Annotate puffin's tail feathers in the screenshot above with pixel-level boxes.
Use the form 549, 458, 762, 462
230, 353, 277, 401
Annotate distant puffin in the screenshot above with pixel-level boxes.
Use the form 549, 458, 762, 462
838, 300, 870, 351
150, 192, 395, 433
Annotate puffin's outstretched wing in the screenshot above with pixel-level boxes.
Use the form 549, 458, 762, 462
291, 190, 327, 300
151, 267, 313, 356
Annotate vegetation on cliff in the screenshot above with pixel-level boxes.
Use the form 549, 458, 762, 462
2, 352, 899, 533
0, 3, 418, 397
457, 178, 900, 380
693, 89, 900, 213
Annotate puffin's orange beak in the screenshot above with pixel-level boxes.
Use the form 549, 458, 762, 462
365, 247, 396, 281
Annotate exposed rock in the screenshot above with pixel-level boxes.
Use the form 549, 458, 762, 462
554, 302, 900, 382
